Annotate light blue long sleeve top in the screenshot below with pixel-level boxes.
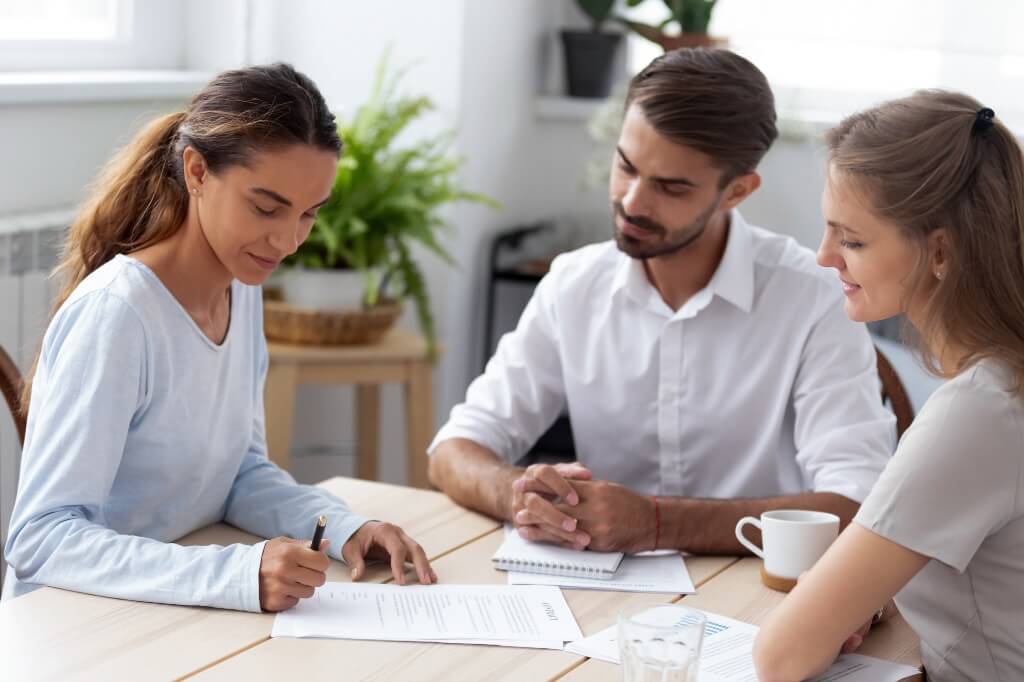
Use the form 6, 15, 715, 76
2, 254, 369, 611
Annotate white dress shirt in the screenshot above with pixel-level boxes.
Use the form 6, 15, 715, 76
430, 211, 895, 502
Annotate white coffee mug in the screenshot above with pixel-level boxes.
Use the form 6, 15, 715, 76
734, 510, 839, 579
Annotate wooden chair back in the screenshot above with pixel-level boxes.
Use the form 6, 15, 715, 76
0, 345, 26, 446
875, 346, 914, 439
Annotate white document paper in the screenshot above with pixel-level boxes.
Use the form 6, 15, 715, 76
565, 609, 920, 682
272, 583, 582, 650
407, 637, 564, 649
507, 552, 695, 594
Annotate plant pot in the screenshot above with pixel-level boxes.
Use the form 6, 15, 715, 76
278, 267, 367, 312
560, 29, 622, 98
658, 34, 728, 52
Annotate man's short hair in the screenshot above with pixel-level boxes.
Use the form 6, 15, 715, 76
625, 48, 778, 186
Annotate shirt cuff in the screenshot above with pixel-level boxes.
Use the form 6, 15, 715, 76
809, 467, 883, 505
326, 514, 372, 562
241, 540, 268, 613
428, 422, 514, 462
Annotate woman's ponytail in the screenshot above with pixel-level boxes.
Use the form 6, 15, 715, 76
55, 110, 189, 308
20, 62, 341, 414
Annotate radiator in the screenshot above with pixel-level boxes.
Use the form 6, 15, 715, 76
0, 209, 72, 587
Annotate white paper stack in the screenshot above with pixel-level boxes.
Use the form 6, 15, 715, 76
508, 550, 695, 594
272, 583, 583, 651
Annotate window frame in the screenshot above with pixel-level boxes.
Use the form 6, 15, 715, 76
0, 0, 184, 72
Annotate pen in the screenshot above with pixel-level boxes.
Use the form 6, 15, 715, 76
311, 515, 327, 551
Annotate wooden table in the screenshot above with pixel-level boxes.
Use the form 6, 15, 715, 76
0, 477, 921, 681
263, 329, 434, 488
0, 478, 498, 682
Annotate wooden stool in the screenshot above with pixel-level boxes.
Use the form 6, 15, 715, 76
264, 329, 434, 488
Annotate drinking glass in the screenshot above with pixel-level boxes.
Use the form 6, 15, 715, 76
618, 604, 705, 682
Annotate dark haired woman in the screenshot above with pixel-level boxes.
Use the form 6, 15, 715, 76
4, 63, 435, 612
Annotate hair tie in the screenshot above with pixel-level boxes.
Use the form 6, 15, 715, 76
972, 107, 995, 134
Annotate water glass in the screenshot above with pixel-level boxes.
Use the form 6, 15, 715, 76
618, 604, 705, 682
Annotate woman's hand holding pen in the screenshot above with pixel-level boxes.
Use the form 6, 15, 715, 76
342, 521, 437, 586
258, 536, 332, 612
258, 519, 436, 612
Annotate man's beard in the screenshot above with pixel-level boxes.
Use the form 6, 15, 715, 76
612, 194, 722, 260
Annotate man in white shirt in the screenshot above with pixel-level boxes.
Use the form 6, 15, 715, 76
428, 49, 895, 555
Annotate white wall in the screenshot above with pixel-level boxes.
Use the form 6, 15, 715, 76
0, 99, 188, 215
742, 134, 829, 249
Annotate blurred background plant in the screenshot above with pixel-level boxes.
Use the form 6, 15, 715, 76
285, 53, 498, 352
618, 0, 723, 50
577, 0, 617, 30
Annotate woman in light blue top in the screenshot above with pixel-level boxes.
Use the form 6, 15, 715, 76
3, 63, 435, 612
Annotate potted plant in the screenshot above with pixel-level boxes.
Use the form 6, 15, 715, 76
619, 0, 725, 51
280, 56, 497, 353
561, 0, 623, 98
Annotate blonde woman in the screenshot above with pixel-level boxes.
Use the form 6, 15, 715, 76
753, 91, 1024, 681
4, 64, 435, 612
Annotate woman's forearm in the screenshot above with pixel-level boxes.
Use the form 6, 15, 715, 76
753, 524, 928, 681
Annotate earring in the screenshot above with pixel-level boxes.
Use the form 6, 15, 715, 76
191, 187, 198, 195
935, 270, 945, 280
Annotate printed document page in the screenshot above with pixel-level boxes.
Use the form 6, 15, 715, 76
272, 583, 582, 649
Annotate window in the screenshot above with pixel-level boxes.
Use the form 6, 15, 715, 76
0, 0, 183, 71
0, 0, 126, 42
624, 0, 1024, 128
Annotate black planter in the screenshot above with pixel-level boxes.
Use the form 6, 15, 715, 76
560, 29, 622, 98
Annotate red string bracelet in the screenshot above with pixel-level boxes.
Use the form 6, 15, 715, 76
652, 495, 661, 551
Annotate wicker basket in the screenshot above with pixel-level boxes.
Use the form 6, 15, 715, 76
263, 299, 402, 346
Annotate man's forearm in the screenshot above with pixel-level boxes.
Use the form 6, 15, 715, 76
661, 492, 860, 555
426, 438, 522, 521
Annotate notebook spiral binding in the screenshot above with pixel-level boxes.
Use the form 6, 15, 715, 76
501, 559, 604, 573
493, 557, 616, 578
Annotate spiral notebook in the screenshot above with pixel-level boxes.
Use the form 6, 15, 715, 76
492, 525, 624, 580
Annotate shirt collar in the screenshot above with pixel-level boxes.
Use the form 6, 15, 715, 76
610, 208, 755, 314
610, 246, 653, 310
706, 209, 755, 314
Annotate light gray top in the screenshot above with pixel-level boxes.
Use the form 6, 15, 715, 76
855, 359, 1024, 681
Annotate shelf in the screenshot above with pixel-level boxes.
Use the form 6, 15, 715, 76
0, 70, 214, 104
